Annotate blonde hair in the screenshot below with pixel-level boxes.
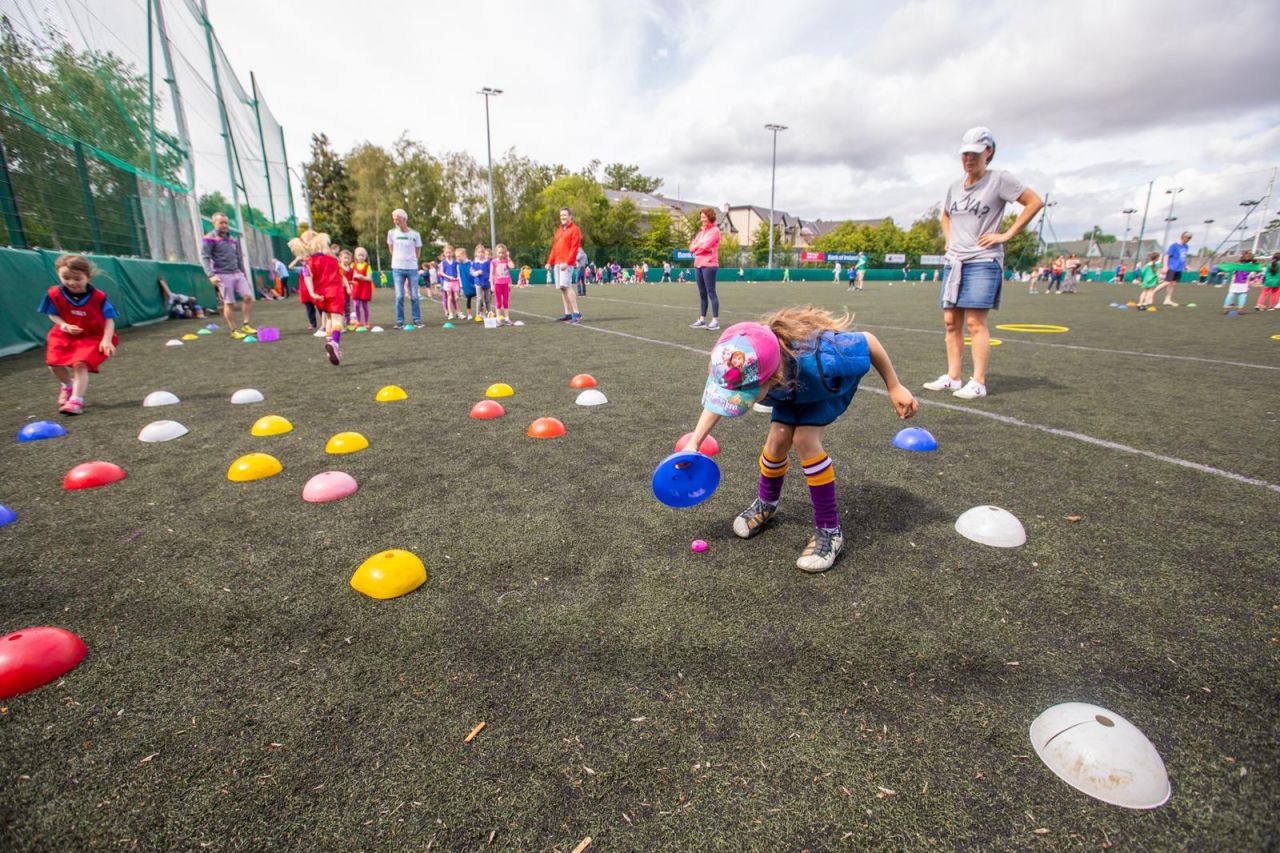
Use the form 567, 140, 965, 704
495, 243, 508, 258
287, 237, 308, 261
55, 254, 95, 278
760, 305, 854, 388
302, 229, 331, 255
354, 246, 368, 260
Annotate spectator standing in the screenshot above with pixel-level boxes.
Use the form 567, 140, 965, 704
386, 208, 422, 328
688, 207, 722, 331
547, 207, 583, 323
201, 212, 255, 339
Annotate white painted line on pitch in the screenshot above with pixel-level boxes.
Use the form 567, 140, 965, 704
514, 307, 1280, 494
581, 293, 1280, 372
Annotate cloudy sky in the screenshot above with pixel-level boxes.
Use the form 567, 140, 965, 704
209, 0, 1280, 252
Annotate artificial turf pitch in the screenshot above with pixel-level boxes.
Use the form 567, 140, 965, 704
1, 279, 1277, 850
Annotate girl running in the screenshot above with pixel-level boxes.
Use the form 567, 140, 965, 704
40, 254, 118, 415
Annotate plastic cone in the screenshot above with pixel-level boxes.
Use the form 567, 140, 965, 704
955, 505, 1026, 547
676, 432, 720, 456
63, 461, 126, 490
138, 420, 189, 443
142, 390, 179, 407
227, 452, 282, 482
891, 427, 938, 452
575, 389, 608, 406
251, 415, 293, 436
350, 549, 427, 599
569, 373, 597, 389
375, 385, 407, 402
470, 400, 505, 419
0, 627, 88, 699
303, 471, 359, 503
527, 417, 566, 438
1030, 703, 1170, 809
230, 388, 264, 404
18, 420, 67, 442
485, 383, 514, 398
325, 431, 369, 454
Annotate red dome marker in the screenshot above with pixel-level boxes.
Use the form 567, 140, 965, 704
676, 432, 720, 456
0, 627, 88, 699
63, 461, 126, 490
527, 417, 566, 438
569, 373, 597, 389
470, 400, 505, 419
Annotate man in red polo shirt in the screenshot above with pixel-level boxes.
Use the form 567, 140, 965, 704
546, 207, 583, 323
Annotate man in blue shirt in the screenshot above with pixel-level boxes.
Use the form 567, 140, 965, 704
1154, 230, 1192, 307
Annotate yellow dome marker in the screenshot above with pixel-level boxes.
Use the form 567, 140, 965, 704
350, 549, 427, 600
485, 383, 514, 398
325, 431, 369, 454
251, 415, 293, 436
181, 333, 198, 341
375, 385, 407, 402
227, 452, 282, 482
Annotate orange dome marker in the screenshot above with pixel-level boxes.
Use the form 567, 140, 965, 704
527, 417, 566, 438
569, 373, 597, 389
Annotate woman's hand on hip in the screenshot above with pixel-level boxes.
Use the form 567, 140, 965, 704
976, 231, 1009, 248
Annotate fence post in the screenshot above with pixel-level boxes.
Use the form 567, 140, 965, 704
73, 141, 105, 254
0, 132, 28, 247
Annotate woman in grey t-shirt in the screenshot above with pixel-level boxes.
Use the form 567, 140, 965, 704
922, 127, 1043, 400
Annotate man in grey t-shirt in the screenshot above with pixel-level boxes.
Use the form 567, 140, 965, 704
386, 209, 422, 327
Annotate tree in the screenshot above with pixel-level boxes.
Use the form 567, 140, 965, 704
718, 233, 742, 268
597, 198, 641, 261
1005, 213, 1039, 272
198, 191, 232, 219
1082, 227, 1117, 243
750, 223, 789, 266
304, 133, 356, 246
534, 175, 609, 260
602, 162, 662, 194
640, 208, 676, 264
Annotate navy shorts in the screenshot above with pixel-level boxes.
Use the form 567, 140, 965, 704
941, 259, 1003, 310
1164, 270, 1183, 282
768, 388, 857, 427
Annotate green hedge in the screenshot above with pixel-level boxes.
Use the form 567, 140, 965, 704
0, 246, 266, 357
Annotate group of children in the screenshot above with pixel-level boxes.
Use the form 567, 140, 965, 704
433, 243, 518, 326
1132, 250, 1280, 313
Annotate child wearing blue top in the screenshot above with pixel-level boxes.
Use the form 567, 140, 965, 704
470, 244, 493, 320
439, 244, 462, 321
457, 246, 475, 320
681, 306, 918, 573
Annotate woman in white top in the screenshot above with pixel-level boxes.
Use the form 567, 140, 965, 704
922, 127, 1043, 400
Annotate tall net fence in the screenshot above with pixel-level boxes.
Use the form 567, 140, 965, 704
0, 0, 294, 266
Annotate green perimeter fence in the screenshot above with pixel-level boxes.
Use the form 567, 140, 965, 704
0, 246, 270, 357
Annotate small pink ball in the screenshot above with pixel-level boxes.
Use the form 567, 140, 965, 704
691, 539, 708, 553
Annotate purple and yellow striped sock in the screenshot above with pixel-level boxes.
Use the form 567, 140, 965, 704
801, 453, 839, 529
758, 448, 789, 504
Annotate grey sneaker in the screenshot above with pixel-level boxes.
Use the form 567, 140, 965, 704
689, 318, 707, 328
733, 498, 778, 539
796, 527, 845, 573
706, 320, 720, 331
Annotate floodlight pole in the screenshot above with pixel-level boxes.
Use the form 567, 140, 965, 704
1133, 181, 1153, 264
1119, 207, 1137, 266
1160, 186, 1183, 249
1201, 219, 1214, 258
765, 123, 787, 269
1252, 166, 1275, 255
199, 0, 248, 269
1034, 194, 1052, 256
249, 71, 276, 224
478, 87, 502, 253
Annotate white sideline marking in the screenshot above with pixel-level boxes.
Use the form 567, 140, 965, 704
582, 293, 1280, 372
515, 307, 1280, 494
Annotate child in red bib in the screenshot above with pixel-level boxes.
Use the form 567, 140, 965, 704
40, 254, 118, 415
351, 247, 374, 329
290, 231, 348, 365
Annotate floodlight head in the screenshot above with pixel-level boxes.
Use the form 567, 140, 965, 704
764, 123, 788, 132
478, 87, 503, 96
1240, 199, 1260, 207
1122, 207, 1137, 214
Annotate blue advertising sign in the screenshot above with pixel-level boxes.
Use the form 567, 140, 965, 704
672, 250, 694, 261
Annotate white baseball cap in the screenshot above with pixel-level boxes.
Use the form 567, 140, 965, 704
959, 126, 996, 157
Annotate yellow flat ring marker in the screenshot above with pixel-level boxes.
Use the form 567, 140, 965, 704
995, 323, 1069, 334
964, 337, 1002, 347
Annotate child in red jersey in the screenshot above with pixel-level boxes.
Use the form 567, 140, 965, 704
291, 231, 348, 365
351, 247, 374, 329
40, 254, 118, 415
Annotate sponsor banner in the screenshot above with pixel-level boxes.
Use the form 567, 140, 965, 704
919, 254, 945, 265
671, 250, 694, 261
799, 251, 825, 262
825, 252, 860, 263
884, 253, 907, 264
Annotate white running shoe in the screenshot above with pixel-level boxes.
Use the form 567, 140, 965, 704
689, 318, 707, 328
953, 379, 987, 400
706, 320, 720, 331
922, 374, 962, 391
